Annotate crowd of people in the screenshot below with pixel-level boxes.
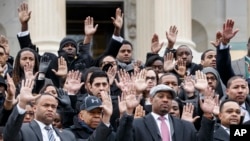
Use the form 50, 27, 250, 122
0, 2, 249, 141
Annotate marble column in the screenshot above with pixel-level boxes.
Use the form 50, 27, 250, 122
135, 0, 195, 62
28, 0, 66, 55
135, 0, 154, 62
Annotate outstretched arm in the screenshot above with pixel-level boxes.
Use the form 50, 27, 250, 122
215, 19, 238, 85
17, 2, 38, 51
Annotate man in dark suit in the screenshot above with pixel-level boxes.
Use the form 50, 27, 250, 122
116, 84, 215, 141
231, 37, 250, 78
213, 99, 241, 141
3, 79, 76, 141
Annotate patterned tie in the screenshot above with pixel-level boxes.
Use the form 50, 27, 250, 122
158, 116, 170, 141
45, 126, 55, 141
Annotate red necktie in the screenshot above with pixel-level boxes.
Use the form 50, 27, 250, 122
158, 116, 170, 141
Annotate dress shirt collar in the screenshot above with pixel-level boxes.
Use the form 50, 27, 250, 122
151, 112, 169, 121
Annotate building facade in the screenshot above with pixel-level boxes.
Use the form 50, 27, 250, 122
0, 0, 249, 63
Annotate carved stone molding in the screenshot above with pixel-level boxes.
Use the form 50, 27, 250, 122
125, 0, 136, 40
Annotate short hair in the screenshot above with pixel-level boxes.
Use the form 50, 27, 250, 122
227, 75, 245, 88
201, 49, 214, 60
35, 93, 58, 104
176, 45, 192, 55
98, 55, 117, 67
219, 99, 239, 112
122, 40, 133, 49
144, 67, 159, 83
83, 67, 102, 83
159, 72, 179, 84
89, 70, 109, 85
0, 45, 6, 54
145, 55, 163, 67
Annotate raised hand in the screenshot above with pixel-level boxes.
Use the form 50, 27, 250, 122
111, 8, 123, 36
134, 69, 147, 92
124, 85, 141, 115
6, 73, 16, 100
151, 33, 164, 54
194, 70, 208, 92
118, 92, 127, 116
84, 16, 98, 36
212, 95, 220, 116
106, 66, 116, 85
4, 74, 17, 109
134, 105, 145, 118
200, 96, 215, 116
210, 31, 222, 48
18, 79, 40, 109
24, 63, 38, 80
174, 59, 186, 77
181, 103, 200, 123
52, 56, 68, 77
133, 60, 142, 74
202, 86, 215, 97
100, 91, 113, 124
115, 69, 130, 91
182, 76, 195, 93
0, 35, 10, 55
57, 88, 72, 109
163, 52, 175, 72
18, 2, 31, 31
166, 25, 178, 49
221, 19, 239, 45
63, 70, 84, 95
39, 54, 51, 74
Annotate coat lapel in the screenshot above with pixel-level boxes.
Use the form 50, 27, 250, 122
238, 58, 246, 77
54, 127, 64, 141
170, 116, 184, 141
144, 114, 161, 141
214, 125, 229, 140
30, 120, 43, 141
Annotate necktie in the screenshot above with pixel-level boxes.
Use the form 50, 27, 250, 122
45, 126, 55, 141
158, 116, 170, 141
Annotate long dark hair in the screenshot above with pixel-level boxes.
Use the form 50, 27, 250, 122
12, 48, 39, 86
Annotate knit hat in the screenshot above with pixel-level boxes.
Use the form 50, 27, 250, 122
59, 37, 77, 51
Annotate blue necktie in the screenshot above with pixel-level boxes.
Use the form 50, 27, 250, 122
45, 126, 55, 141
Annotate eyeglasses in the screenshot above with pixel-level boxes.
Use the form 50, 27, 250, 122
152, 65, 163, 70
101, 61, 117, 66
207, 76, 216, 81
25, 111, 34, 116
146, 76, 156, 81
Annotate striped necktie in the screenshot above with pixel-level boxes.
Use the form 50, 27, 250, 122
45, 126, 55, 141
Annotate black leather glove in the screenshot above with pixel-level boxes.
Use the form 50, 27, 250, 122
39, 54, 51, 73
57, 88, 72, 110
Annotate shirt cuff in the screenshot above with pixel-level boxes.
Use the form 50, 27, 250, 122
17, 104, 26, 114
103, 122, 110, 127
17, 31, 30, 37
219, 42, 231, 50
112, 35, 123, 43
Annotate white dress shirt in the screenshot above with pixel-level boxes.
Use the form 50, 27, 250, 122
151, 112, 172, 141
241, 103, 250, 123
220, 125, 230, 135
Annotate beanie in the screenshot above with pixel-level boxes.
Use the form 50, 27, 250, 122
59, 37, 77, 51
